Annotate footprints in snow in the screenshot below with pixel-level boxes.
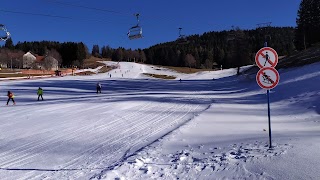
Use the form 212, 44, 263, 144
108, 141, 292, 179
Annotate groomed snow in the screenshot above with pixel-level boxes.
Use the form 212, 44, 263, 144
0, 61, 319, 179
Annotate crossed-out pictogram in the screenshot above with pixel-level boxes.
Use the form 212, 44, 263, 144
255, 47, 278, 69
256, 67, 280, 89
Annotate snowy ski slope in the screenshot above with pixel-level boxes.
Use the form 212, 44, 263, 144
0, 61, 319, 179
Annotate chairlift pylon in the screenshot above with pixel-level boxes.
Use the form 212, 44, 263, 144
257, 22, 272, 46
127, 13, 143, 40
176, 27, 189, 45
227, 26, 237, 42
0, 24, 11, 41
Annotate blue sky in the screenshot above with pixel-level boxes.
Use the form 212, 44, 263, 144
0, 0, 301, 50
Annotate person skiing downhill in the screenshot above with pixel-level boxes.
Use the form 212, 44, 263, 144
37, 87, 44, 101
96, 82, 102, 94
6, 91, 15, 105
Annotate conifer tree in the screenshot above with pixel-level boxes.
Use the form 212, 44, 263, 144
4, 38, 14, 50
296, 0, 320, 50
91, 45, 100, 57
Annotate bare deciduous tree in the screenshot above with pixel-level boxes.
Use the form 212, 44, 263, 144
140, 51, 147, 63
205, 58, 213, 69
43, 56, 58, 70
48, 49, 62, 66
0, 49, 9, 67
132, 50, 140, 62
185, 54, 196, 68
7, 50, 24, 69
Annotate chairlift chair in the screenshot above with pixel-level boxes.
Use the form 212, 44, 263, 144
128, 26, 142, 40
0, 24, 10, 41
128, 14, 143, 40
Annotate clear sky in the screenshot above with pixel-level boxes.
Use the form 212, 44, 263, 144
0, 0, 301, 50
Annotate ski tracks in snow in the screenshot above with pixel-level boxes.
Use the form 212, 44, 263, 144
0, 88, 210, 179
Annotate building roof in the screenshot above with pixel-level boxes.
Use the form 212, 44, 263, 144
23, 51, 37, 59
36, 56, 45, 62
24, 51, 34, 56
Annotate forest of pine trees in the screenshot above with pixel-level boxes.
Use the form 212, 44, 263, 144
0, 27, 299, 70
143, 27, 296, 69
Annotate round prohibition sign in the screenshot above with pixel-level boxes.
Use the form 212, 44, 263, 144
256, 67, 280, 89
255, 47, 278, 69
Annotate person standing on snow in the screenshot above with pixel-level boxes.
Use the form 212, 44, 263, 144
96, 82, 102, 94
6, 91, 15, 105
37, 87, 44, 101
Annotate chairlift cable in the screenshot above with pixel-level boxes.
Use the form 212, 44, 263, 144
45, 0, 144, 40
44, 0, 194, 32
42, 0, 209, 37
1, 1, 220, 41
0, 9, 126, 24
0, 9, 73, 19
44, 0, 133, 17
0, 9, 127, 41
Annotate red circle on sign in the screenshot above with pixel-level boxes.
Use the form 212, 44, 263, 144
255, 47, 278, 69
256, 67, 280, 89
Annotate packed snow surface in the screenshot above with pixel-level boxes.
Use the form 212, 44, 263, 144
0, 61, 319, 179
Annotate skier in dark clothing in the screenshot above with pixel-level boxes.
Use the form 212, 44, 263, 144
37, 87, 44, 101
6, 91, 15, 105
96, 83, 102, 94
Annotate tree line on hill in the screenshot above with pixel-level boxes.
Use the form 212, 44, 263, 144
0, 39, 148, 69
0, 39, 89, 68
83, 26, 296, 70
144, 27, 295, 69
0, 0, 319, 70
91, 45, 147, 63
89, 0, 319, 71
0, 26, 303, 70
143, 0, 319, 70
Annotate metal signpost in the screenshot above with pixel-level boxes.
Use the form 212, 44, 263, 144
255, 47, 280, 148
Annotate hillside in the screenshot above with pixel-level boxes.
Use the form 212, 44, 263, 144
277, 44, 320, 69
143, 27, 295, 68
241, 45, 320, 77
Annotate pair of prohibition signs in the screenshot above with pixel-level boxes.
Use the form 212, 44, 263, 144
255, 47, 280, 89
